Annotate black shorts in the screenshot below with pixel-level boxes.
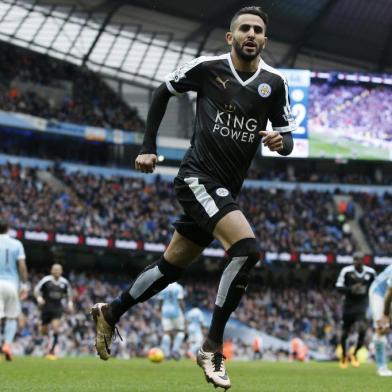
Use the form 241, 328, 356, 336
342, 313, 366, 330
173, 175, 239, 247
41, 308, 63, 325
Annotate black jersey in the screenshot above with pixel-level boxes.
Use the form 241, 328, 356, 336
335, 265, 376, 315
34, 275, 72, 310
165, 53, 296, 195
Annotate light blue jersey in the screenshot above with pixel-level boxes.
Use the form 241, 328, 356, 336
157, 283, 184, 319
0, 234, 25, 286
370, 265, 392, 297
186, 307, 205, 336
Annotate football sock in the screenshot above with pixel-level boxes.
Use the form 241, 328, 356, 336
340, 330, 349, 359
161, 334, 171, 358
172, 331, 185, 354
4, 319, 17, 344
207, 238, 259, 347
354, 330, 366, 355
49, 333, 59, 354
374, 334, 387, 369
109, 257, 184, 323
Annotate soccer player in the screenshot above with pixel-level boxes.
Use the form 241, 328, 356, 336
186, 303, 206, 359
335, 252, 376, 369
34, 264, 73, 359
92, 6, 295, 389
369, 264, 392, 376
157, 282, 186, 359
0, 218, 29, 361
252, 335, 263, 360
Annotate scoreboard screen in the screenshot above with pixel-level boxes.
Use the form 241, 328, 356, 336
262, 70, 392, 161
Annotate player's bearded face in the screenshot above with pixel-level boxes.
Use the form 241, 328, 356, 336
228, 15, 267, 62
232, 36, 263, 61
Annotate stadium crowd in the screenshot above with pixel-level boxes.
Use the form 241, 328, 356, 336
13, 270, 347, 360
246, 166, 392, 185
309, 81, 392, 146
354, 192, 392, 255
0, 42, 144, 132
0, 163, 362, 254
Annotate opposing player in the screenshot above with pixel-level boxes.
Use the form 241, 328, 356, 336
186, 303, 206, 359
92, 6, 295, 389
34, 264, 73, 359
369, 264, 392, 376
335, 252, 376, 368
0, 219, 29, 361
157, 282, 186, 359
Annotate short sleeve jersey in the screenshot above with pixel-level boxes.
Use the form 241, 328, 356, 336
166, 53, 296, 195
157, 282, 184, 319
34, 275, 72, 310
0, 234, 25, 286
335, 265, 376, 315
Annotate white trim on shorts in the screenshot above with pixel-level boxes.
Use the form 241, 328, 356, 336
184, 177, 219, 217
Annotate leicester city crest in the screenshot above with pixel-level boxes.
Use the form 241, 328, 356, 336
258, 83, 272, 98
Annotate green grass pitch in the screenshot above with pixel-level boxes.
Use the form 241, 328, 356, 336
1, 357, 392, 392
309, 133, 390, 161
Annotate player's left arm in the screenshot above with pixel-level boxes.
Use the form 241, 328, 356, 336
377, 286, 392, 332
65, 279, 74, 312
18, 257, 29, 300
261, 76, 296, 155
259, 131, 293, 155
17, 242, 29, 300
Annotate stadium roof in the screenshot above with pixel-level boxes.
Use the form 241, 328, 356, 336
0, 0, 391, 87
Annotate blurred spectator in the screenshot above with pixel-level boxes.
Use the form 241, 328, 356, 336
0, 163, 358, 253
0, 42, 144, 132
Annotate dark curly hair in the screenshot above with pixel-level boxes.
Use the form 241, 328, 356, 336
230, 6, 269, 31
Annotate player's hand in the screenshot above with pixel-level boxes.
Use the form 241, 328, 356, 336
377, 315, 390, 334
19, 282, 29, 300
259, 131, 283, 152
67, 302, 74, 313
19, 288, 28, 300
135, 154, 158, 173
37, 297, 45, 307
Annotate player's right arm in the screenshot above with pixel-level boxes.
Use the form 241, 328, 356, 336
34, 277, 47, 307
135, 83, 173, 173
335, 267, 350, 294
135, 57, 204, 173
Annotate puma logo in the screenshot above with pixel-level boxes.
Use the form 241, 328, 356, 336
236, 285, 246, 290
216, 76, 229, 88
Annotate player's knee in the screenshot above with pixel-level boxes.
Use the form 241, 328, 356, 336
157, 257, 184, 283
227, 237, 260, 271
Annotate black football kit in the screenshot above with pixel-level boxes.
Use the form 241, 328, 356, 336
34, 275, 72, 324
141, 53, 296, 246
336, 265, 376, 327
